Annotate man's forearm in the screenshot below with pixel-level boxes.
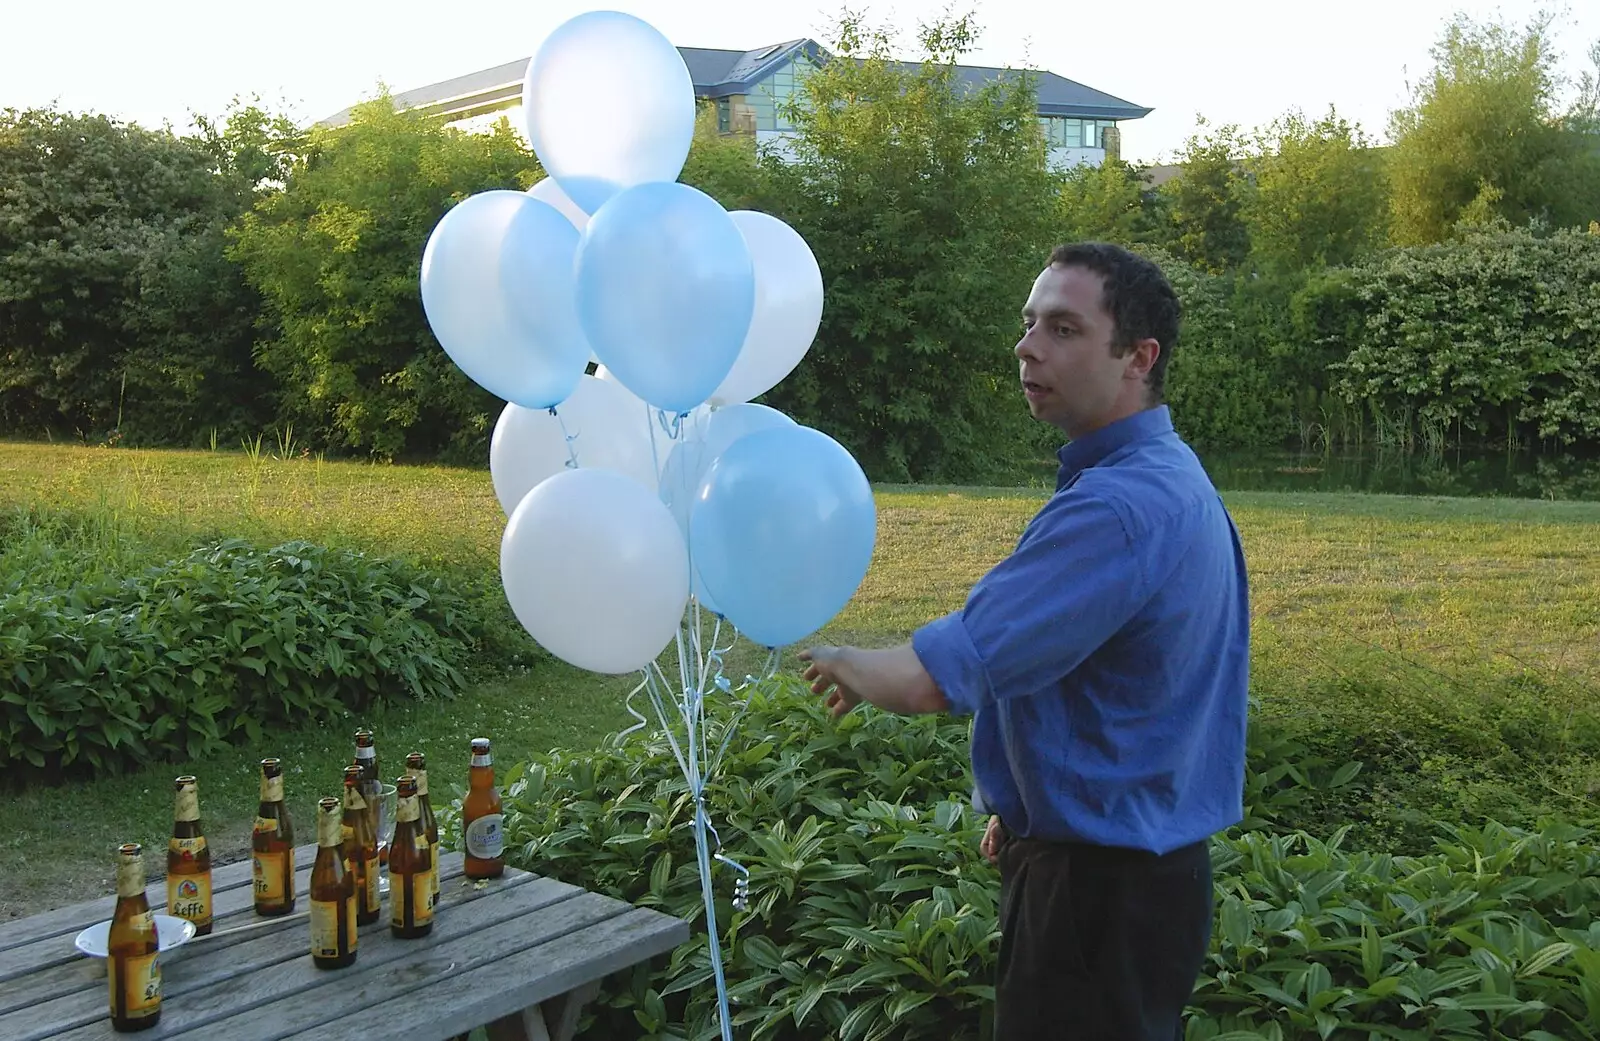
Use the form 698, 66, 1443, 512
835, 643, 950, 715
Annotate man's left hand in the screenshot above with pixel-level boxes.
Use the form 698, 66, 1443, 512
798, 646, 864, 719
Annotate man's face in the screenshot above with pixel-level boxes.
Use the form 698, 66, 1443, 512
1015, 263, 1151, 438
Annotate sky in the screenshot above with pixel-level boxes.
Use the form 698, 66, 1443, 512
4, 0, 1597, 164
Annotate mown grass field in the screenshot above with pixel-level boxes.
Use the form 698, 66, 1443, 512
3, 439, 1599, 918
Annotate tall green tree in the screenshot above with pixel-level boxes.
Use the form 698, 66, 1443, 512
761, 13, 1059, 481
1387, 12, 1600, 244
1053, 158, 1158, 245
1240, 107, 1389, 271
1159, 119, 1250, 274
229, 98, 539, 460
0, 104, 286, 444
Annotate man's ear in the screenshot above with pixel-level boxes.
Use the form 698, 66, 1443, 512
1125, 337, 1161, 382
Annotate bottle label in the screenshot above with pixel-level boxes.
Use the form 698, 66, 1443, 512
109, 951, 161, 1018
409, 769, 428, 796
344, 789, 367, 812
470, 753, 492, 767
392, 869, 434, 928
115, 857, 146, 899
260, 775, 284, 801
167, 873, 212, 929
174, 786, 200, 822
465, 814, 504, 859
431, 845, 441, 903
169, 836, 207, 859
310, 897, 357, 958
253, 816, 281, 834
396, 795, 420, 823
253, 851, 288, 901
364, 856, 381, 914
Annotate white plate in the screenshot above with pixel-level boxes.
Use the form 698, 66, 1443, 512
75, 915, 197, 958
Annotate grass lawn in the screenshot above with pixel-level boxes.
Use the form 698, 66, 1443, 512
3, 440, 1599, 918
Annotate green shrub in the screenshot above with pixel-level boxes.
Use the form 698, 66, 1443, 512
464, 679, 1600, 1040
0, 531, 484, 782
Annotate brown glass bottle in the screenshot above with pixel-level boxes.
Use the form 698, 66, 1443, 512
251, 758, 296, 916
165, 775, 212, 935
353, 728, 383, 864
462, 738, 505, 880
404, 752, 441, 907
341, 765, 381, 926
389, 775, 433, 938
108, 843, 161, 1032
310, 797, 358, 969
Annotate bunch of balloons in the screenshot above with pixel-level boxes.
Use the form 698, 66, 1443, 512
421, 9, 876, 673
419, 12, 877, 1040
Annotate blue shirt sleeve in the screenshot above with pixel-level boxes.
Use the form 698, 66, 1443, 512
912, 487, 1151, 714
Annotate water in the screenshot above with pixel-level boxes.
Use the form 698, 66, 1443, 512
1193, 447, 1600, 502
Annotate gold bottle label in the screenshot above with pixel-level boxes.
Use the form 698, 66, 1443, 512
253, 816, 280, 834
253, 851, 288, 901
167, 872, 212, 929
344, 788, 367, 811
431, 845, 440, 904
259, 774, 284, 801
396, 795, 420, 823
115, 857, 145, 899
364, 856, 381, 914
410, 769, 428, 797
170, 835, 207, 857
110, 951, 161, 1017
174, 786, 200, 823
310, 897, 357, 957
391, 869, 434, 929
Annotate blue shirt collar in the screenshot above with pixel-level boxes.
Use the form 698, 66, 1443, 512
1056, 405, 1174, 488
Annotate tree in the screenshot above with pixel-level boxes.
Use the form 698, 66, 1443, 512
1159, 119, 1250, 274
1387, 12, 1600, 244
1054, 158, 1158, 246
228, 98, 540, 460
760, 13, 1059, 482
1239, 107, 1389, 271
0, 105, 283, 444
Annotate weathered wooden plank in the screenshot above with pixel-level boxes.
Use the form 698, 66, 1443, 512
0, 844, 319, 955
0, 845, 319, 986
34, 872, 578, 1041
0, 852, 475, 1018
288, 906, 688, 1041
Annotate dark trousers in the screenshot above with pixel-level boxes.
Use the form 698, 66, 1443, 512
993, 826, 1213, 1041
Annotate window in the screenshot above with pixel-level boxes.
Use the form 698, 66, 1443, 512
716, 98, 730, 133
749, 57, 816, 131
1038, 116, 1117, 149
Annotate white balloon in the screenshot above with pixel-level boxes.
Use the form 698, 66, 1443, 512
501, 468, 689, 674
489, 375, 659, 516
708, 212, 825, 407
526, 177, 589, 232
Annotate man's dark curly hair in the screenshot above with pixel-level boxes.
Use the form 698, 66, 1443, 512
1048, 242, 1181, 402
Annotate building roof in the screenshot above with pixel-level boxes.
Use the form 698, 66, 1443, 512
317, 39, 1151, 127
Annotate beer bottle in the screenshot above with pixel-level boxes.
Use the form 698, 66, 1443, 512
108, 843, 161, 1032
251, 757, 296, 916
404, 752, 441, 908
165, 775, 212, 935
310, 797, 358, 969
462, 738, 504, 880
389, 775, 433, 938
353, 728, 382, 863
341, 765, 381, 926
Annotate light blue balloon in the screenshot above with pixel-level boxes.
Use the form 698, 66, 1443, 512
658, 404, 796, 615
522, 11, 695, 214
576, 183, 755, 414
691, 426, 877, 648
420, 191, 590, 409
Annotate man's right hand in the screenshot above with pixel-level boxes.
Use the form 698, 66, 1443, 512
980, 815, 1004, 864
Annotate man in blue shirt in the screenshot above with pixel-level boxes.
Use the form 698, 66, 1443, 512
799, 242, 1250, 1040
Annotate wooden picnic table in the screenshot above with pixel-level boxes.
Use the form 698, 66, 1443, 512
0, 845, 688, 1041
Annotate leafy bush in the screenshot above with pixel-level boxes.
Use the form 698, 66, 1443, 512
0, 527, 485, 782
466, 679, 1600, 1040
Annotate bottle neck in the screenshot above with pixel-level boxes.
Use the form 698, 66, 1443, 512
342, 785, 367, 812
174, 786, 200, 823
317, 809, 343, 848
396, 793, 420, 824
259, 774, 283, 802
408, 769, 429, 797
470, 752, 492, 769
116, 856, 146, 899
469, 766, 495, 789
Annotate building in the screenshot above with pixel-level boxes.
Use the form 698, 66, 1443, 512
319, 38, 1151, 170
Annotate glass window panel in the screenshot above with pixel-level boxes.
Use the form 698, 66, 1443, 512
717, 98, 730, 133
1064, 119, 1083, 148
